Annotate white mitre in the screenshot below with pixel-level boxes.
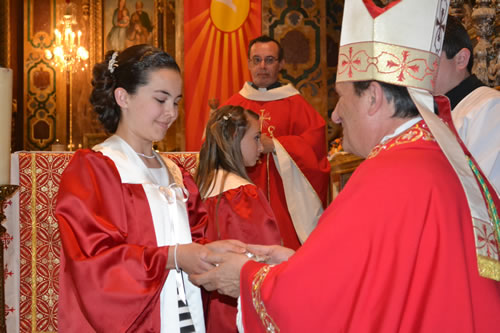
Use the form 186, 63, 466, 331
337, 0, 449, 91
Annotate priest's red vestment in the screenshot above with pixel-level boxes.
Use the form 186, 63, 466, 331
56, 150, 208, 332
224, 84, 330, 249
203, 184, 281, 333
239, 121, 500, 332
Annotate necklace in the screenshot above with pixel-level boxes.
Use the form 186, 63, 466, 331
136, 151, 156, 159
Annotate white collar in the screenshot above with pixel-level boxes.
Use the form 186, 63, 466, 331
239, 82, 300, 101
203, 170, 251, 199
93, 135, 158, 184
380, 116, 422, 144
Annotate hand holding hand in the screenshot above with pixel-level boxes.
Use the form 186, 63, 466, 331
246, 244, 295, 265
189, 252, 249, 298
206, 239, 247, 255
175, 243, 215, 275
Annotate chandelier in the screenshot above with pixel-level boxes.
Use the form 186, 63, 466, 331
45, 1, 89, 72
45, 1, 89, 151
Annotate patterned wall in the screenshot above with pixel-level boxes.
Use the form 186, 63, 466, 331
262, 0, 328, 119
326, 0, 343, 112
24, 0, 59, 151
326, 0, 344, 141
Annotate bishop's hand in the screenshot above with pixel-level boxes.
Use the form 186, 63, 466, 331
189, 251, 249, 298
246, 244, 295, 265
205, 239, 247, 254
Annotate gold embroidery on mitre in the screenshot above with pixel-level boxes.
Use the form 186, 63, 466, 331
367, 122, 434, 159
252, 265, 280, 332
337, 42, 439, 91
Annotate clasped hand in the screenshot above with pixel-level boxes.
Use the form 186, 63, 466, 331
189, 244, 295, 298
175, 239, 246, 275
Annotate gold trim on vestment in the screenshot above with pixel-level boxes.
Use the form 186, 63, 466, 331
468, 161, 500, 281
30, 153, 37, 331
337, 42, 439, 91
252, 265, 279, 332
367, 122, 434, 159
478, 255, 500, 281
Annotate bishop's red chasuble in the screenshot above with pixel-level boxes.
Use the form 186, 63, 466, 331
239, 121, 500, 332
224, 83, 330, 250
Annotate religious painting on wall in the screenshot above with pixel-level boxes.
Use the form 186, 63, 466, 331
91, 0, 164, 66
103, 0, 155, 53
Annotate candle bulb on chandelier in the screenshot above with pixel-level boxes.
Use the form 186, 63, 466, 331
77, 30, 81, 47
55, 29, 61, 45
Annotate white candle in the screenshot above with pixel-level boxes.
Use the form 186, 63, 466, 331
0, 68, 13, 184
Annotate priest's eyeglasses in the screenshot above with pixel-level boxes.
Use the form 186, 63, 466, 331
250, 56, 278, 65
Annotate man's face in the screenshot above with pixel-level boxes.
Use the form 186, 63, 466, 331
434, 52, 456, 95
248, 42, 283, 88
331, 82, 372, 157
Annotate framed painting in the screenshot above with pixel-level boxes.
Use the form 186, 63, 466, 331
90, 0, 168, 68
103, 0, 156, 53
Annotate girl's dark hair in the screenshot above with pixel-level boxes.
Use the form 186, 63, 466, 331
196, 105, 259, 198
89, 44, 180, 133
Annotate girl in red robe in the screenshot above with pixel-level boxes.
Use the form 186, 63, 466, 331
196, 105, 282, 332
56, 45, 244, 332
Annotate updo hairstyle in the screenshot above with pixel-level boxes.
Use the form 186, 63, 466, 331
89, 44, 180, 133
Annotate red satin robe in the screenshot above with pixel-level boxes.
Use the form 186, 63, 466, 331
239, 121, 500, 332
224, 91, 330, 250
56, 150, 208, 332
203, 184, 281, 333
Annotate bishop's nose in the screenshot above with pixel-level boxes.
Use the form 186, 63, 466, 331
331, 103, 342, 124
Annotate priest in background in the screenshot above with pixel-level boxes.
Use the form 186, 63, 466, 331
434, 15, 500, 194
222, 35, 331, 250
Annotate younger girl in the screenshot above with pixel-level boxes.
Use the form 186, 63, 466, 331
196, 105, 282, 332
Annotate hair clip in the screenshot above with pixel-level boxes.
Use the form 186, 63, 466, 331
222, 112, 232, 121
108, 51, 119, 73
